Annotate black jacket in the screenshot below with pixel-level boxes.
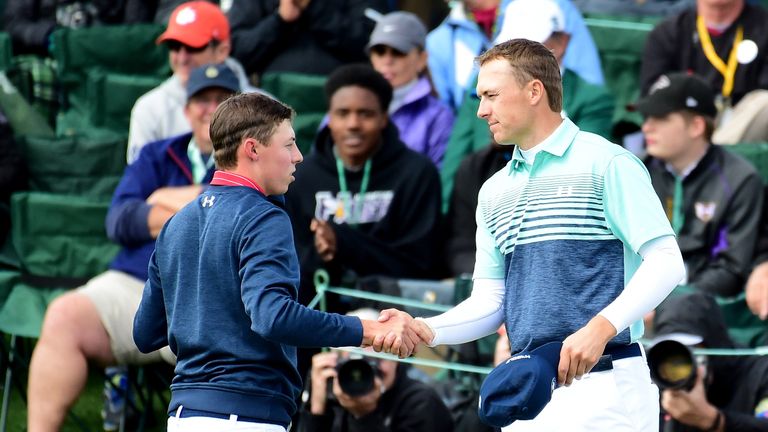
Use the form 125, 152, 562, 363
644, 145, 764, 297
640, 4, 768, 104
655, 293, 768, 432
285, 123, 443, 306
297, 366, 455, 432
227, 0, 389, 76
445, 145, 512, 276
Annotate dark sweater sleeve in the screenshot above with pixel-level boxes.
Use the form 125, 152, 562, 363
640, 17, 680, 96
333, 161, 443, 278
133, 250, 169, 353
240, 208, 364, 348
3, 0, 55, 55
446, 156, 480, 276
689, 172, 764, 297
228, 4, 296, 75
304, 0, 388, 60
722, 410, 768, 432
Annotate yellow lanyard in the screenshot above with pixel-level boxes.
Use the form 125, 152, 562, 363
696, 15, 743, 99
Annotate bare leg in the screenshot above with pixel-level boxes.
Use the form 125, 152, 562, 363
27, 292, 115, 432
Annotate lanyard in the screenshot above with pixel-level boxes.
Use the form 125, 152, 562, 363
335, 157, 371, 226
187, 138, 216, 185
696, 15, 743, 99
671, 176, 685, 235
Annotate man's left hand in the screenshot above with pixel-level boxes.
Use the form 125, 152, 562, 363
311, 218, 337, 262
558, 315, 616, 386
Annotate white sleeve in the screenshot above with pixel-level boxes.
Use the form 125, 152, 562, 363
599, 235, 685, 334
421, 278, 505, 346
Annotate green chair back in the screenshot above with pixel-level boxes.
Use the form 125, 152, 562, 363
0, 32, 12, 71
585, 16, 660, 129
260, 72, 328, 154
10, 192, 119, 281
723, 142, 768, 183
18, 133, 127, 197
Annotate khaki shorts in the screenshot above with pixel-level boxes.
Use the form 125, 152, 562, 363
78, 270, 175, 365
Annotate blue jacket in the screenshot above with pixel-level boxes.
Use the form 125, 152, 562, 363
134, 180, 363, 427
390, 76, 455, 168
106, 132, 214, 281
426, 0, 604, 111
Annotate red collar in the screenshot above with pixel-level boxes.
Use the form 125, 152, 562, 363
210, 170, 266, 195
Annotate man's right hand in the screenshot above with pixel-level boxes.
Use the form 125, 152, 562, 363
309, 352, 338, 415
360, 309, 426, 358
146, 185, 203, 213
746, 261, 768, 320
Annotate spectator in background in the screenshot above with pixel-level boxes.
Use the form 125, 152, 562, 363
654, 292, 768, 432
127, 1, 258, 163
442, 0, 614, 255
634, 72, 763, 298
426, 0, 604, 112
0, 107, 27, 247
227, 0, 389, 77
3, 0, 155, 56
640, 0, 768, 144
285, 64, 442, 308
26, 63, 238, 432
367, 11, 454, 168
746, 193, 768, 320
297, 308, 455, 432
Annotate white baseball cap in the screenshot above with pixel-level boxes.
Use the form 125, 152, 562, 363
495, 0, 566, 45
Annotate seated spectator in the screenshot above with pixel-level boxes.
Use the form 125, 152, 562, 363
426, 0, 604, 112
297, 308, 455, 432
747, 189, 768, 320
445, 143, 513, 276
634, 72, 763, 298
640, 0, 768, 144
227, 0, 389, 77
653, 292, 768, 431
127, 1, 258, 163
367, 11, 454, 168
26, 63, 239, 432
284, 64, 443, 308
442, 0, 614, 223
0, 106, 27, 247
3, 0, 154, 56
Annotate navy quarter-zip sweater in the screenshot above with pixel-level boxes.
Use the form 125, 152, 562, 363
133, 182, 363, 427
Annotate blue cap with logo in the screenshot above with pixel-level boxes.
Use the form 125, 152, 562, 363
186, 63, 240, 99
478, 341, 562, 428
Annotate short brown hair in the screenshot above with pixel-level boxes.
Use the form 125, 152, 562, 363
476, 39, 563, 112
680, 110, 715, 142
209, 93, 295, 169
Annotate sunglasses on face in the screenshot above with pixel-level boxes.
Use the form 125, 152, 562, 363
166, 40, 211, 54
370, 45, 407, 57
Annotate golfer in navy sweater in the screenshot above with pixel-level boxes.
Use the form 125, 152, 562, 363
133, 92, 424, 432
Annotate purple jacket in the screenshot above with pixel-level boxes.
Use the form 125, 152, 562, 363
390, 76, 454, 168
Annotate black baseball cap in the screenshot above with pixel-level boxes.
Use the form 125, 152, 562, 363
629, 73, 717, 118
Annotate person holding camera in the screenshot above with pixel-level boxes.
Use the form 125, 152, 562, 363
297, 310, 454, 432
652, 292, 768, 432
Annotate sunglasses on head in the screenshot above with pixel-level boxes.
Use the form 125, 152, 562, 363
166, 40, 211, 54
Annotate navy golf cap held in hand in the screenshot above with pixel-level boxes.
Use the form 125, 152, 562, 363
478, 341, 562, 428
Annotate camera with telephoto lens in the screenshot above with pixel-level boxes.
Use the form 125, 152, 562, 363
647, 339, 697, 391
328, 355, 382, 399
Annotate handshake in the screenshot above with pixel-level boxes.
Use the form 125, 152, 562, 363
360, 308, 435, 358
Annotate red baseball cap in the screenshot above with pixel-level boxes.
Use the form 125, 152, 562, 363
156, 1, 230, 48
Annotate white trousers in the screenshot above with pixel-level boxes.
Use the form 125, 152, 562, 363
502, 355, 660, 432
167, 406, 287, 432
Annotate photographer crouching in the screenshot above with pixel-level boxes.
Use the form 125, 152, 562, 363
650, 293, 768, 431
297, 309, 454, 432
